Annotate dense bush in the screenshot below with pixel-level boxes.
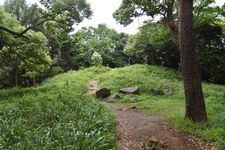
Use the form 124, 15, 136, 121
196, 23, 225, 84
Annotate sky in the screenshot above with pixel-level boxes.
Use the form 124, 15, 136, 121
74, 0, 148, 34
0, 0, 224, 34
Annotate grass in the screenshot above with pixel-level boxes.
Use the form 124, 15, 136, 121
96, 64, 225, 150
0, 67, 116, 149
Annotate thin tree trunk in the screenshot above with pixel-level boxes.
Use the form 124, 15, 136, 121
15, 68, 19, 86
178, 0, 208, 124
32, 76, 36, 86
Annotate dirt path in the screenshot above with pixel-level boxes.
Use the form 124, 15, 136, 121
88, 80, 210, 150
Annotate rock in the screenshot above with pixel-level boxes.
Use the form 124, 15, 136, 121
149, 88, 164, 96
149, 136, 158, 143
130, 97, 139, 102
163, 89, 173, 95
96, 88, 111, 99
103, 94, 121, 102
143, 136, 168, 150
119, 86, 139, 94
111, 94, 121, 99
129, 106, 137, 109
163, 80, 172, 88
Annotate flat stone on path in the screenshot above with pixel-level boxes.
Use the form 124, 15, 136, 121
119, 86, 139, 94
88, 80, 99, 95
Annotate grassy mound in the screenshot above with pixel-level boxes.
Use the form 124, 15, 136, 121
97, 64, 225, 149
0, 67, 116, 149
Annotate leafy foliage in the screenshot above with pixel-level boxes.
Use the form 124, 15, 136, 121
125, 23, 179, 68
0, 7, 52, 87
3, 0, 92, 33
63, 24, 130, 69
91, 51, 103, 66
196, 23, 225, 83
113, 0, 176, 26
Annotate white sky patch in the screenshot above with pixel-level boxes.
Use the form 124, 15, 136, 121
0, 0, 224, 34
73, 0, 148, 34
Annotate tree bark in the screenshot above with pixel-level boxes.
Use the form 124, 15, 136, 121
178, 0, 208, 124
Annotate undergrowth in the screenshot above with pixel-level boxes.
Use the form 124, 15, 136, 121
0, 67, 116, 149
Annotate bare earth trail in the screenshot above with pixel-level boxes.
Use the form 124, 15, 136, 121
88, 80, 207, 150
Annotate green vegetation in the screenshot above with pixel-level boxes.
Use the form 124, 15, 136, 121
114, 0, 225, 84
96, 65, 225, 149
1, 0, 225, 149
0, 67, 116, 149
0, 64, 225, 149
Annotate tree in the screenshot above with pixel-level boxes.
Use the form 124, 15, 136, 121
113, 0, 176, 30
68, 24, 130, 69
196, 23, 225, 84
1, 0, 92, 40
124, 22, 179, 67
4, 0, 27, 22
91, 51, 103, 66
178, 0, 208, 123
0, 7, 51, 87
113, 0, 224, 30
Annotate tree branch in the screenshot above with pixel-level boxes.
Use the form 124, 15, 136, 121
0, 25, 29, 39
0, 13, 58, 39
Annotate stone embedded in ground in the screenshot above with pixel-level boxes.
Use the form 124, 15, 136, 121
143, 136, 168, 150
163, 89, 173, 95
149, 88, 164, 96
111, 94, 121, 99
88, 80, 99, 95
103, 94, 121, 102
119, 86, 139, 94
96, 88, 111, 99
129, 106, 137, 109
130, 97, 139, 102
149, 136, 158, 143
163, 80, 172, 88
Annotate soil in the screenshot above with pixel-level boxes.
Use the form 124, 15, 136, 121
87, 80, 214, 150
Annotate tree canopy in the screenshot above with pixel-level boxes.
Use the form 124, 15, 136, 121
1, 0, 92, 39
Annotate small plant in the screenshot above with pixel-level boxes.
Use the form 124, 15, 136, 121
91, 51, 103, 66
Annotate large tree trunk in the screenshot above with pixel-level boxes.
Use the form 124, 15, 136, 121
178, 0, 208, 124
